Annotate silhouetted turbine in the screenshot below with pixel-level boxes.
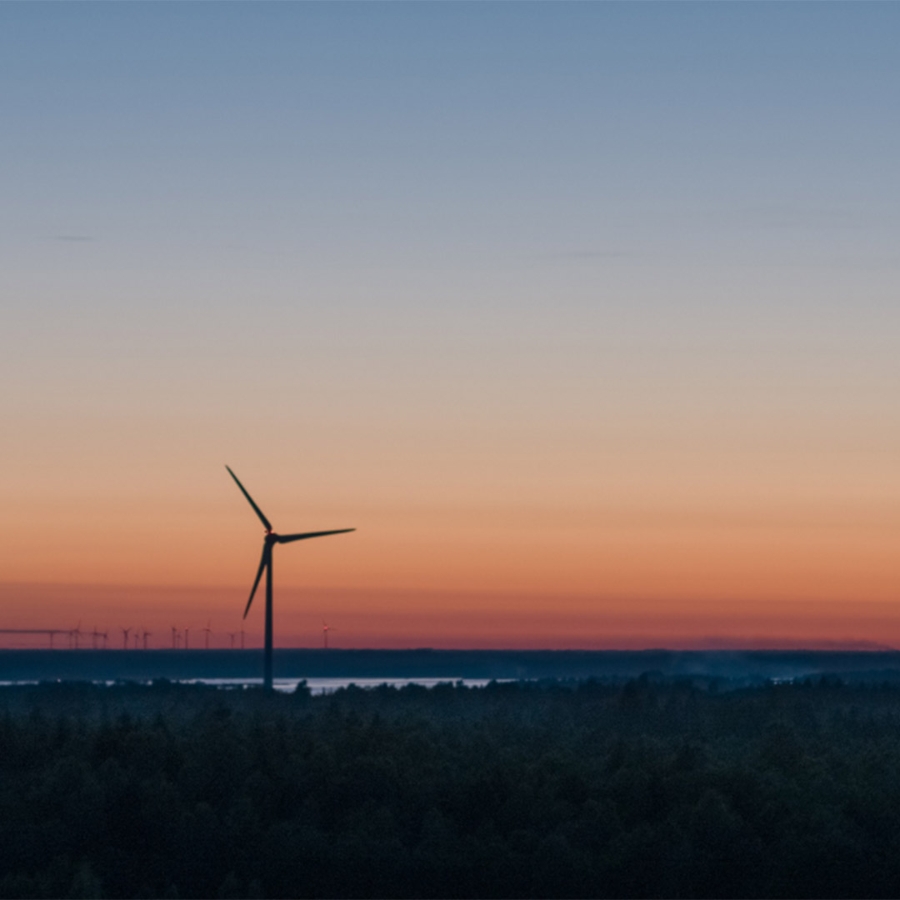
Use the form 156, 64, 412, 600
226, 466, 354, 690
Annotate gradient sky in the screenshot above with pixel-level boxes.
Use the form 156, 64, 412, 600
1, 4, 899, 649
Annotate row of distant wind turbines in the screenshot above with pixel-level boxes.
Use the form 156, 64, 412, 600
55, 619, 336, 651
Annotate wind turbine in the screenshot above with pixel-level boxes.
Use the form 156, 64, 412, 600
322, 621, 335, 650
226, 466, 355, 691
203, 619, 212, 649
121, 626, 131, 650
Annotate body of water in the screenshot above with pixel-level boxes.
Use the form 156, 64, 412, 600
0, 677, 500, 694
186, 677, 499, 694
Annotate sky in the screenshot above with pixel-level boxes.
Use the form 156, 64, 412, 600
1, 3, 899, 649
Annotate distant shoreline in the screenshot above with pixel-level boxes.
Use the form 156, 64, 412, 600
3, 648, 900, 686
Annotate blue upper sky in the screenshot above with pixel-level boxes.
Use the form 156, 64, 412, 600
4, 3, 898, 277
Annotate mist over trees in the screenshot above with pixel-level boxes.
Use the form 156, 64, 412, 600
2, 678, 900, 898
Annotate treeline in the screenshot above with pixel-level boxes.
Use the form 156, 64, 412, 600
2, 677, 900, 897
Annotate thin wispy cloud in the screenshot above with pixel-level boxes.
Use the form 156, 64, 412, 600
717, 206, 877, 230
540, 249, 633, 261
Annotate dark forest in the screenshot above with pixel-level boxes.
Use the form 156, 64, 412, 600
2, 677, 900, 898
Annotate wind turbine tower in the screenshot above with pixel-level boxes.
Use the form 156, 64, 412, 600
121, 627, 131, 650
226, 466, 355, 691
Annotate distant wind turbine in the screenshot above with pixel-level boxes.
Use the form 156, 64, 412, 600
203, 619, 212, 649
226, 466, 355, 690
322, 621, 335, 650
121, 626, 131, 650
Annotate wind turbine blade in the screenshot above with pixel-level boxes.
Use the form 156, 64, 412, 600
276, 528, 355, 544
244, 544, 270, 619
226, 466, 273, 532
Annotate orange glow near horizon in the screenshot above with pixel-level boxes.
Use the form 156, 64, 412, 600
2, 437, 899, 649
3, 261, 899, 652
